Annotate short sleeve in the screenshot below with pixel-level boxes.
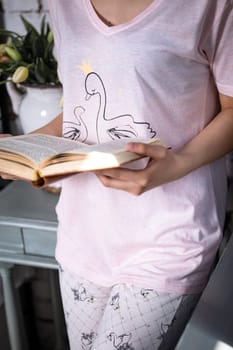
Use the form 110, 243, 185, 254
47, 0, 63, 83
211, 1, 233, 96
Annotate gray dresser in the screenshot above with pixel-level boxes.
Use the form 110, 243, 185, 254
0, 181, 66, 350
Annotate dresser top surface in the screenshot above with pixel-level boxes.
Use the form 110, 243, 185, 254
0, 181, 59, 228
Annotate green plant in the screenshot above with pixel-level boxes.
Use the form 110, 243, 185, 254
0, 15, 60, 85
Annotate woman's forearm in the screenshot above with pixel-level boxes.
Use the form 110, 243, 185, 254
177, 106, 233, 175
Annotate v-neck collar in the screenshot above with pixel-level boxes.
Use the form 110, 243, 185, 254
83, 0, 163, 35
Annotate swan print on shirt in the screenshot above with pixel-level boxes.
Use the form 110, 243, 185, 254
81, 331, 97, 350
107, 332, 134, 350
63, 61, 157, 143
71, 284, 94, 303
64, 105, 88, 142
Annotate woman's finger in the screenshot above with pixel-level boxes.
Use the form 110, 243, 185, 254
125, 142, 168, 159
96, 174, 147, 196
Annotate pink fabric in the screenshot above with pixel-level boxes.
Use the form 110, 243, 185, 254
47, 0, 233, 293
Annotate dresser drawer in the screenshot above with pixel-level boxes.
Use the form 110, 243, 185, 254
23, 228, 56, 257
0, 226, 24, 253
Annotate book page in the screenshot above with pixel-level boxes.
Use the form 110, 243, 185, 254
44, 137, 162, 166
68, 138, 159, 154
0, 135, 161, 167
0, 134, 85, 164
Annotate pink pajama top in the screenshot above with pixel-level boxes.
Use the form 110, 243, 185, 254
47, 0, 233, 293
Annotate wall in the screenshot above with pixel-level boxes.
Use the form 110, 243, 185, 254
1, 0, 49, 33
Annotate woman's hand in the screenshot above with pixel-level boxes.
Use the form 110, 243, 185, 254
96, 93, 233, 195
95, 142, 185, 195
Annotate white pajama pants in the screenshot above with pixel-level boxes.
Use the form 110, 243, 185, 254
58, 266, 200, 350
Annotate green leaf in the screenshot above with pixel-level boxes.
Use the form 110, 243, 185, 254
45, 23, 50, 37
40, 15, 46, 36
20, 15, 39, 36
32, 36, 44, 58
33, 58, 51, 84
24, 30, 36, 48
44, 41, 53, 62
0, 29, 21, 38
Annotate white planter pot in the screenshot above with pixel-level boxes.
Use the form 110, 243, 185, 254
7, 83, 62, 134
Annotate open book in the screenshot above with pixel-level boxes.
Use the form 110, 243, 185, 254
0, 134, 163, 188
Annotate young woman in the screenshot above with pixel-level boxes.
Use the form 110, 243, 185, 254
2, 0, 233, 349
